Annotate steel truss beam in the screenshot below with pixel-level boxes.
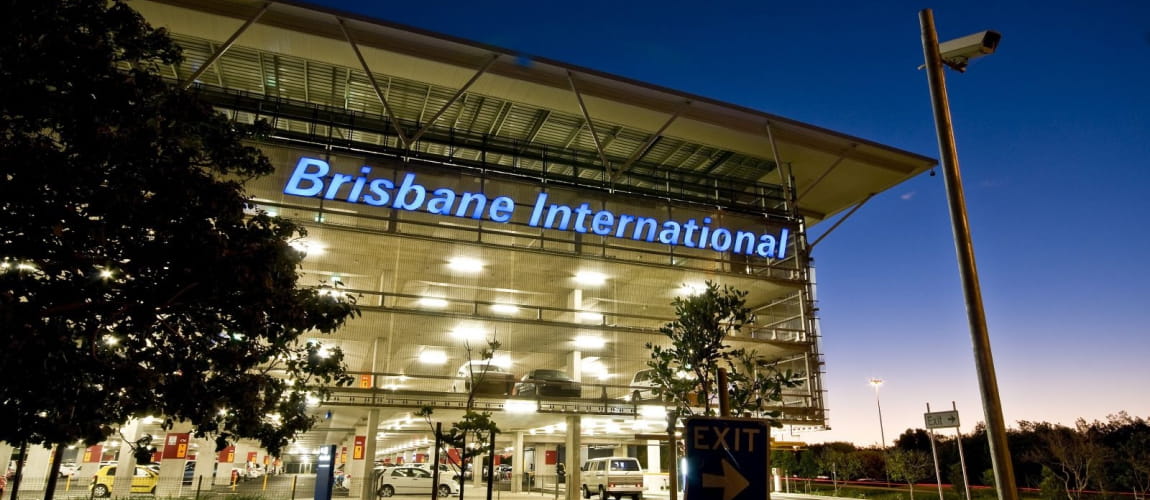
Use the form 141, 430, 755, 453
181, 2, 269, 89
566, 71, 612, 176
409, 53, 500, 145
337, 17, 410, 149
612, 101, 688, 181
798, 144, 857, 203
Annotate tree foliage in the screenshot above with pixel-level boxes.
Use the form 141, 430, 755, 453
886, 448, 933, 500
644, 281, 801, 418
0, 0, 358, 456
418, 337, 502, 497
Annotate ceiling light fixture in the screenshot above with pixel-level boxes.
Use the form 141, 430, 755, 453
491, 303, 519, 315
574, 271, 607, 286
448, 256, 485, 272
573, 335, 606, 349
418, 351, 447, 365
418, 297, 449, 308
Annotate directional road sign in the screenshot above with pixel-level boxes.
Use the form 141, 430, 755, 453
685, 417, 771, 500
924, 410, 961, 429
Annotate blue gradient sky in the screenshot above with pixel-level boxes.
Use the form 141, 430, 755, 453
310, 0, 1150, 444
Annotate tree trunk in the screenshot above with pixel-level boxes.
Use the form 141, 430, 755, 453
43, 444, 66, 500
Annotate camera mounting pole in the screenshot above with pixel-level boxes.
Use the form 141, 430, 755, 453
919, 9, 1019, 500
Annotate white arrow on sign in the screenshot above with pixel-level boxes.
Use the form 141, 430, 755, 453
701, 458, 749, 500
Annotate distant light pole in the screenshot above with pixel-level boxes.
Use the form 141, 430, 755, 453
868, 378, 886, 448
919, 9, 1018, 500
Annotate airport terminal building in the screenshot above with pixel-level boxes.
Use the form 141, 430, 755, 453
3, 0, 935, 497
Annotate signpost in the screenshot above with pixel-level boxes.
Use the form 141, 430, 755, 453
685, 417, 771, 500
924, 410, 960, 429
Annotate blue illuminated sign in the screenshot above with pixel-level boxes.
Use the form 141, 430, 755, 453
283, 157, 790, 258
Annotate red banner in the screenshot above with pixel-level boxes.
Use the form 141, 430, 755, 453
246, 451, 258, 464
83, 445, 103, 463
545, 450, 557, 465
218, 446, 235, 463
162, 433, 190, 460
415, 453, 428, 463
446, 449, 460, 465
353, 436, 366, 460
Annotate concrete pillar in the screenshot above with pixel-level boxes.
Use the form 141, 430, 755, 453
511, 431, 525, 493
565, 416, 582, 500
213, 443, 236, 486
569, 351, 582, 382
192, 437, 216, 490
155, 428, 193, 497
18, 444, 52, 492
109, 420, 142, 497
646, 439, 663, 494
358, 409, 380, 500
646, 440, 661, 473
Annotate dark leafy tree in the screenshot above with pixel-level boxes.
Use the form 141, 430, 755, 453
0, 0, 359, 486
1019, 420, 1107, 500
645, 281, 801, 418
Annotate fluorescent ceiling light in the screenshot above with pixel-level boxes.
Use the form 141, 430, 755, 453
640, 405, 668, 419
418, 351, 447, 365
448, 256, 484, 272
289, 240, 326, 256
577, 311, 603, 323
573, 335, 606, 349
418, 297, 448, 308
451, 326, 486, 341
491, 355, 512, 368
491, 303, 519, 315
574, 271, 607, 286
678, 283, 707, 296
505, 400, 536, 414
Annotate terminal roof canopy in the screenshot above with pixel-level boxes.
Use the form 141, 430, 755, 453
137, 0, 937, 226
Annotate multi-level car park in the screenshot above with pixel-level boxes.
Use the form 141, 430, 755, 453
0, 0, 936, 498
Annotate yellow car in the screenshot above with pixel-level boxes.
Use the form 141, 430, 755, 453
90, 464, 158, 497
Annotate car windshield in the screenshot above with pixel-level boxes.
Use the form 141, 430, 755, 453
531, 370, 570, 380
610, 460, 640, 471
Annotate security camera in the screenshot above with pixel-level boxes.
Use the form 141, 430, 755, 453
938, 30, 1001, 72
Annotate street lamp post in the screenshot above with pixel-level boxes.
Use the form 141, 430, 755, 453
918, 9, 1018, 500
868, 378, 886, 448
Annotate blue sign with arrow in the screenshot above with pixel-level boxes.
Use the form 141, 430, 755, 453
685, 417, 771, 500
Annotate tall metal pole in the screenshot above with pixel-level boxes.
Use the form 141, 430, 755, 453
869, 378, 887, 448
954, 402, 973, 500
919, 9, 1018, 500
925, 404, 945, 500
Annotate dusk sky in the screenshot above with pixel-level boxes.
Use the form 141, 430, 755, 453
310, 0, 1150, 445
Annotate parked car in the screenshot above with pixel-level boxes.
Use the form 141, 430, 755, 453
376, 465, 459, 497
414, 462, 462, 482
57, 461, 79, 478
89, 464, 158, 497
580, 457, 643, 500
182, 461, 196, 485
514, 369, 581, 398
627, 369, 658, 402
453, 360, 516, 395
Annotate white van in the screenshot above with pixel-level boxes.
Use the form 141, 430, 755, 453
580, 457, 643, 499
